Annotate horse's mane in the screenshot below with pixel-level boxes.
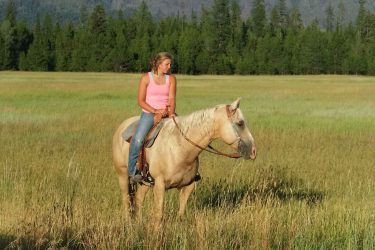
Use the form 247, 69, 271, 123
164, 106, 217, 136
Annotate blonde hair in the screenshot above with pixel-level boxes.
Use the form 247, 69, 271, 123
150, 52, 173, 73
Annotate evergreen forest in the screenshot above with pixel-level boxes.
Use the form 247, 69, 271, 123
1, 0, 375, 75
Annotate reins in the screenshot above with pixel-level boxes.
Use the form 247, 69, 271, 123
172, 105, 241, 159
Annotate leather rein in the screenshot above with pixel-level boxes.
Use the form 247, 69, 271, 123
172, 105, 241, 159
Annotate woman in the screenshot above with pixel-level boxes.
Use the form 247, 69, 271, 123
128, 52, 177, 183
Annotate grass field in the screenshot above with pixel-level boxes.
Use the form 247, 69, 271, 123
0, 72, 374, 249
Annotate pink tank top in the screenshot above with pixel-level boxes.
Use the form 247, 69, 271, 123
142, 72, 170, 113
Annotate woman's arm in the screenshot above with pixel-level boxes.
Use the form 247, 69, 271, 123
168, 75, 177, 116
138, 74, 156, 113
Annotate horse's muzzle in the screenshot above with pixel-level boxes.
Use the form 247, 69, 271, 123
239, 140, 256, 160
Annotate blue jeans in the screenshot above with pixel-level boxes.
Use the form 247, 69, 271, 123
128, 112, 154, 176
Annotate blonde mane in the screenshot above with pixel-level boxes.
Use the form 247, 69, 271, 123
164, 107, 216, 137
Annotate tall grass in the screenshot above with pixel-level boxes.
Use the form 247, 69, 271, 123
1, 72, 374, 249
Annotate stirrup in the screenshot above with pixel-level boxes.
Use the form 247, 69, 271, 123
140, 172, 154, 186
129, 174, 143, 185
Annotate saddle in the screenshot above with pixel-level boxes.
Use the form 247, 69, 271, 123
122, 119, 165, 148
122, 114, 168, 185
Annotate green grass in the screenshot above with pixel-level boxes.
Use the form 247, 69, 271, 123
1, 72, 374, 249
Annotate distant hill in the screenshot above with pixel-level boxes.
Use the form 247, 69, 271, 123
0, 0, 374, 26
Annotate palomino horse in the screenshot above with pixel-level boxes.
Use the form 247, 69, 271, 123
112, 98, 256, 227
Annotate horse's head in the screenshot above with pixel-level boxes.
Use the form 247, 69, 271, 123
214, 98, 257, 160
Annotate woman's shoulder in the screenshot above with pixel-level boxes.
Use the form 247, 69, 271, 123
168, 74, 176, 82
140, 72, 151, 81
141, 72, 151, 78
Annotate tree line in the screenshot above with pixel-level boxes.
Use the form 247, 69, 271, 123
1, 0, 375, 75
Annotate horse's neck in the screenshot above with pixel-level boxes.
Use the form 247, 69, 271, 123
175, 108, 216, 157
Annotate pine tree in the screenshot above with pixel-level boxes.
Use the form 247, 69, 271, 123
79, 4, 89, 27
336, 0, 346, 32
209, 0, 232, 74
212, 0, 231, 55
89, 4, 107, 36
365, 13, 375, 40
87, 4, 110, 71
178, 23, 201, 74
357, 2, 375, 42
251, 0, 266, 38
283, 30, 301, 74
299, 21, 328, 74
5, 0, 16, 27
71, 26, 90, 71
325, 4, 335, 32
227, 0, 243, 68
357, 0, 367, 27
0, 30, 4, 69
16, 19, 32, 60
23, 16, 49, 71
42, 14, 56, 70
55, 22, 74, 71
154, 17, 180, 59
236, 40, 257, 75
366, 37, 375, 75
270, 5, 281, 37
357, 0, 369, 40
195, 5, 212, 74
254, 35, 271, 74
284, 8, 304, 74
279, 0, 289, 35
328, 30, 349, 74
341, 23, 357, 73
2, 0, 18, 69
128, 1, 153, 72
344, 37, 367, 74
288, 8, 303, 33
18, 52, 28, 70
104, 17, 130, 72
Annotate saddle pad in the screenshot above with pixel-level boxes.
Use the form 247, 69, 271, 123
122, 119, 165, 148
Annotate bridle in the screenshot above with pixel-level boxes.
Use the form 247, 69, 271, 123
172, 105, 241, 158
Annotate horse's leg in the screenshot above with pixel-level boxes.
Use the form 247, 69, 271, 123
153, 178, 165, 230
117, 167, 131, 220
178, 181, 195, 217
134, 184, 150, 220
178, 159, 199, 217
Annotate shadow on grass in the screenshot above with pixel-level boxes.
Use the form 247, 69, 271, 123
195, 165, 324, 209
0, 230, 84, 250
1, 235, 16, 250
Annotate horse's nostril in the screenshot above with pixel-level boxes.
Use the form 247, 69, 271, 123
250, 145, 257, 160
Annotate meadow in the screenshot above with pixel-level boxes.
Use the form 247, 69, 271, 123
0, 72, 374, 249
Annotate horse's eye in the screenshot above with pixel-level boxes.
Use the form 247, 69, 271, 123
237, 120, 244, 127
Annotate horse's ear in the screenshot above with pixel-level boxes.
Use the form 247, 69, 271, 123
229, 97, 241, 112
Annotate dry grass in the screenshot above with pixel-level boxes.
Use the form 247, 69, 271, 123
1, 72, 374, 249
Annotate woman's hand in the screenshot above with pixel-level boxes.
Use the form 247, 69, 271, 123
153, 109, 168, 124
155, 109, 168, 117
